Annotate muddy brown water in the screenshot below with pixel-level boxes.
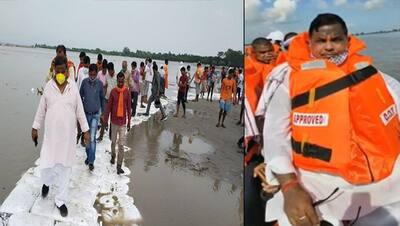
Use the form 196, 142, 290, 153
124, 117, 243, 226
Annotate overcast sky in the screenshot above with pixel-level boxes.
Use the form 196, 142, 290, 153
246, 0, 400, 43
0, 0, 243, 56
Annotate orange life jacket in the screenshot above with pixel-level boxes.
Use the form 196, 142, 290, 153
244, 54, 274, 164
275, 51, 287, 65
245, 46, 253, 56
288, 33, 400, 184
245, 55, 274, 112
164, 64, 169, 89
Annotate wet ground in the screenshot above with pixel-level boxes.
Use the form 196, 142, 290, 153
124, 99, 244, 226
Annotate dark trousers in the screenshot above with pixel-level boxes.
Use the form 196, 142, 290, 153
98, 99, 111, 140
131, 91, 139, 117
207, 82, 215, 100
160, 77, 165, 95
237, 87, 242, 100
185, 84, 190, 101
177, 91, 186, 111
145, 94, 166, 116
245, 156, 271, 226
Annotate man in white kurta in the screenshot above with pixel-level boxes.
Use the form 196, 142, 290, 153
258, 63, 400, 226
32, 56, 89, 217
255, 14, 400, 226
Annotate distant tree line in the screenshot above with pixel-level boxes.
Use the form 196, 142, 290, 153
33, 44, 243, 67
354, 28, 400, 36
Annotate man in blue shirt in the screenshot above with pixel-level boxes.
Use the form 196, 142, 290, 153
80, 64, 105, 171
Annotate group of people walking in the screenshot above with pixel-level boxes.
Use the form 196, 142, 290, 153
31, 46, 171, 217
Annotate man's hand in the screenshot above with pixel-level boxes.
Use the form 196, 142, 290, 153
253, 163, 267, 181
282, 182, 319, 226
83, 131, 90, 146
254, 163, 279, 194
31, 128, 38, 147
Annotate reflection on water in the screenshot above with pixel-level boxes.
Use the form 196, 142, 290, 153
124, 117, 243, 226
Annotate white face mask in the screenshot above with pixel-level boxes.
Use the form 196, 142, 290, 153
327, 50, 348, 66
311, 50, 349, 66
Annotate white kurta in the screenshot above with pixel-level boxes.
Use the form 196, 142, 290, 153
32, 80, 89, 169
257, 62, 400, 224
76, 67, 88, 90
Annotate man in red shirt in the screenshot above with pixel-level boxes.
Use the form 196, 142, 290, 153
174, 67, 188, 118
103, 72, 131, 174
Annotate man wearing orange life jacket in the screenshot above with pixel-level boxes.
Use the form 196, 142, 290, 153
256, 13, 400, 226
164, 59, 169, 90
243, 37, 277, 226
244, 38, 276, 163
245, 45, 253, 56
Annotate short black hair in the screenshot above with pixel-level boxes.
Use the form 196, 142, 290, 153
97, 53, 103, 61
54, 56, 67, 67
107, 62, 114, 71
102, 59, 108, 68
148, 58, 152, 63
187, 65, 191, 69
84, 56, 90, 64
131, 61, 137, 67
228, 68, 235, 74
284, 32, 297, 41
153, 64, 158, 71
197, 63, 201, 67
180, 67, 186, 72
89, 64, 98, 73
165, 59, 168, 64
239, 69, 243, 73
117, 72, 125, 79
309, 13, 348, 37
140, 62, 145, 67
79, 52, 86, 58
252, 37, 272, 48
56, 45, 66, 54
204, 66, 209, 70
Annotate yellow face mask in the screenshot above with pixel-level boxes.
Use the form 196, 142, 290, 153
55, 73, 66, 85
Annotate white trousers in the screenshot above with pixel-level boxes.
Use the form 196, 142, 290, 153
41, 164, 71, 207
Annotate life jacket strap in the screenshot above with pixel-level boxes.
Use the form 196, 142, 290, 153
291, 138, 332, 162
291, 65, 378, 109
